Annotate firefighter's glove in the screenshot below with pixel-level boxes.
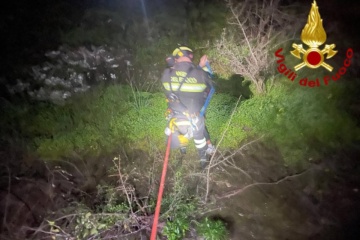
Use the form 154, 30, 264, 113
164, 127, 171, 136
206, 144, 215, 155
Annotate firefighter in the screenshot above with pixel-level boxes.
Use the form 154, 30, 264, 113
161, 46, 215, 169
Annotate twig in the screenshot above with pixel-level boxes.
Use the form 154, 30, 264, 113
114, 155, 134, 214
229, 0, 258, 67
217, 168, 311, 199
204, 95, 242, 202
52, 159, 84, 178
101, 226, 148, 239
210, 136, 263, 171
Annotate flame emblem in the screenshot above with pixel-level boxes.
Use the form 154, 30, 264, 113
291, 0, 337, 71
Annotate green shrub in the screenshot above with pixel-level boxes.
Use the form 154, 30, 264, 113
27, 85, 168, 159
110, 91, 167, 150
163, 217, 190, 240
222, 78, 359, 165
196, 217, 228, 240
33, 85, 131, 159
4, 76, 358, 166
206, 93, 238, 142
161, 169, 197, 240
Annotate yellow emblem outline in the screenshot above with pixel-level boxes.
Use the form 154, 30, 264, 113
291, 0, 337, 72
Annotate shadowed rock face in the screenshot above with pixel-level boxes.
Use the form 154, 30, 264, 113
7, 45, 132, 104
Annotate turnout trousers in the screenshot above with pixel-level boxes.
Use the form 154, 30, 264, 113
167, 114, 210, 161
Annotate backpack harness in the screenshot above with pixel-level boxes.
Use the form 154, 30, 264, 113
166, 65, 198, 132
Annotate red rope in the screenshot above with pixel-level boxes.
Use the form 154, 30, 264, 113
150, 134, 172, 240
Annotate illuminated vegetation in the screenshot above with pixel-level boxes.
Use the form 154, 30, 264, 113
1, 0, 359, 239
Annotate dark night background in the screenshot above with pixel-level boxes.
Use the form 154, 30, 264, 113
0, 0, 359, 79
0, 0, 359, 239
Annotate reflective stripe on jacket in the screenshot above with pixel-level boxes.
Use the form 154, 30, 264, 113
161, 62, 213, 114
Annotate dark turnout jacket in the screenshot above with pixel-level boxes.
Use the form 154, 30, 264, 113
161, 61, 213, 114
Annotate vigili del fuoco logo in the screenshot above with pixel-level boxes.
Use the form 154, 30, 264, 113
275, 0, 353, 87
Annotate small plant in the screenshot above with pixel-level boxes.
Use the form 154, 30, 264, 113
196, 217, 228, 240
74, 212, 107, 239
161, 168, 198, 239
44, 205, 113, 240
129, 88, 151, 110
163, 217, 190, 240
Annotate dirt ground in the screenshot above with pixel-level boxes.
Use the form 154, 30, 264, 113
1, 141, 359, 239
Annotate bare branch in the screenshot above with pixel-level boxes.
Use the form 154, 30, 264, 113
204, 94, 242, 202
217, 168, 311, 199
214, 0, 299, 93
